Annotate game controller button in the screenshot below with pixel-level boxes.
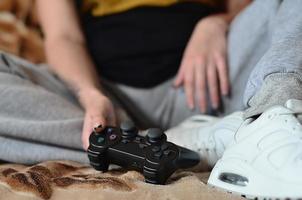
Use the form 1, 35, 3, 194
121, 139, 130, 144
164, 150, 177, 157
163, 150, 172, 156
97, 137, 105, 144
152, 146, 161, 152
139, 144, 147, 149
154, 151, 163, 158
107, 128, 114, 133
135, 137, 143, 142
109, 134, 117, 141
161, 143, 169, 151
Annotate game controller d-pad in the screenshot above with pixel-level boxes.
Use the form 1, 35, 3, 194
87, 121, 200, 184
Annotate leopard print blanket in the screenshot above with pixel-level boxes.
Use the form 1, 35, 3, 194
0, 160, 242, 200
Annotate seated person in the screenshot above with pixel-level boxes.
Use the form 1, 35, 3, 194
35, 0, 248, 151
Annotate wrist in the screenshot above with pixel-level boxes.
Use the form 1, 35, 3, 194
213, 13, 234, 25
77, 87, 106, 109
198, 14, 230, 32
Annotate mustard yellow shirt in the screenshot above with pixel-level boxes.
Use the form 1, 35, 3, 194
83, 0, 221, 16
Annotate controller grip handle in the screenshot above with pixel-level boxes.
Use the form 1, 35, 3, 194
87, 149, 109, 172
176, 147, 200, 169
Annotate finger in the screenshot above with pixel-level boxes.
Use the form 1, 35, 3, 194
92, 114, 107, 131
174, 60, 186, 87
82, 114, 106, 150
107, 111, 117, 127
93, 124, 103, 133
207, 61, 220, 109
174, 70, 184, 87
82, 115, 91, 150
215, 53, 229, 96
184, 64, 195, 110
195, 58, 207, 113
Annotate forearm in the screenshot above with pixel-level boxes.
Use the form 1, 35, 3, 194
37, 0, 102, 102
37, 0, 116, 149
45, 36, 101, 97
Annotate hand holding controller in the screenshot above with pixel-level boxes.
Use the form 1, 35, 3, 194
87, 121, 200, 184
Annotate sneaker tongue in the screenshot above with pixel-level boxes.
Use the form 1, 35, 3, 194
285, 99, 302, 121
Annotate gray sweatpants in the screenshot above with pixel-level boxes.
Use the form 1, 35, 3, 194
1, 0, 302, 164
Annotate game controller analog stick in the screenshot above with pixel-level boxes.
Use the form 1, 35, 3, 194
146, 128, 166, 143
147, 128, 163, 139
87, 124, 200, 184
120, 121, 138, 138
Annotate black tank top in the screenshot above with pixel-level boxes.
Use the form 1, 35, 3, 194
80, 2, 219, 88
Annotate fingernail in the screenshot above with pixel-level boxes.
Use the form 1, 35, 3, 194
93, 124, 103, 133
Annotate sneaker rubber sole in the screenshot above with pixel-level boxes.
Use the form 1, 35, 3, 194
208, 159, 302, 200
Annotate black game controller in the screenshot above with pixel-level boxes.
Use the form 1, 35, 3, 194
87, 121, 200, 184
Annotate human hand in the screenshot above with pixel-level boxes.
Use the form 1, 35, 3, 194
174, 15, 230, 113
78, 88, 116, 150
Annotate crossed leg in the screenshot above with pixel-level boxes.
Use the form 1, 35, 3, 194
0, 52, 87, 164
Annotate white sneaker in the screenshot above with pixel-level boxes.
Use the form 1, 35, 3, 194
166, 112, 244, 168
208, 99, 302, 199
